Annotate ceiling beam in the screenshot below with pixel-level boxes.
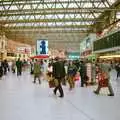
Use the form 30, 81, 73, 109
7, 29, 92, 33
1, 8, 116, 14
92, 0, 120, 32
5, 24, 91, 29
0, 0, 106, 5
1, 11, 102, 17
1, 18, 101, 24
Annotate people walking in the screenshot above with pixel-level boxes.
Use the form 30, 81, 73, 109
33, 59, 41, 84
0, 62, 3, 80
79, 61, 87, 87
67, 61, 77, 90
16, 58, 23, 76
1, 60, 9, 75
94, 64, 114, 96
53, 57, 65, 98
11, 60, 16, 73
30, 59, 34, 74
115, 63, 120, 80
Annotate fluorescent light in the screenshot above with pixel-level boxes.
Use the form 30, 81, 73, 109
99, 55, 120, 58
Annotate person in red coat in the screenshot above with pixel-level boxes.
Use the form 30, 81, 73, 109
94, 67, 114, 96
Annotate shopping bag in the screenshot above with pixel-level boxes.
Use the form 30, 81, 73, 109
54, 78, 59, 87
48, 80, 55, 88
98, 72, 108, 87
74, 72, 80, 81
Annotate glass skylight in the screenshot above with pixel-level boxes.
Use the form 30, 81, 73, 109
0, 0, 116, 32
116, 12, 120, 19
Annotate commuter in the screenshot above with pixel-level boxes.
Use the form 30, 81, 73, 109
79, 61, 88, 87
23, 59, 27, 71
16, 58, 23, 76
91, 59, 96, 84
33, 59, 41, 84
0, 62, 3, 80
1, 60, 9, 75
11, 60, 16, 73
40, 60, 44, 79
115, 63, 120, 80
74, 60, 80, 70
63, 60, 68, 85
94, 66, 114, 96
53, 57, 65, 98
47, 63, 53, 79
30, 59, 34, 74
67, 61, 77, 90
43, 60, 48, 80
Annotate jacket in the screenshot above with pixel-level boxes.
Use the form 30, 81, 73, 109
53, 61, 65, 79
34, 62, 41, 74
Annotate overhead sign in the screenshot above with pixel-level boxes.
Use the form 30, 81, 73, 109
36, 40, 48, 55
67, 52, 80, 60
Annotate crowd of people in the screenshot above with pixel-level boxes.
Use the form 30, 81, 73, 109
0, 57, 120, 98
30, 57, 120, 98
0, 59, 28, 79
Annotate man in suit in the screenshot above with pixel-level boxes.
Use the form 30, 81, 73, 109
79, 61, 87, 87
16, 58, 22, 76
53, 57, 65, 98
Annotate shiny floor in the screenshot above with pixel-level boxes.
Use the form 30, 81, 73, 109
0, 70, 120, 120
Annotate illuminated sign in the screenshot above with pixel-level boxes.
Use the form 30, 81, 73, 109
36, 40, 48, 55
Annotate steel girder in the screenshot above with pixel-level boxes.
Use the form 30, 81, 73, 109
0, 0, 118, 50
0, 0, 113, 32
93, 0, 120, 32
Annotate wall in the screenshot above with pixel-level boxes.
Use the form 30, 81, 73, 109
0, 34, 7, 60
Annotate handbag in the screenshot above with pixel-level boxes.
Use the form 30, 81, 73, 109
74, 72, 80, 81
98, 72, 108, 87
48, 80, 55, 88
48, 78, 59, 88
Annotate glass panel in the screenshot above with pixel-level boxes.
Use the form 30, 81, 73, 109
9, 5, 18, 10
0, 6, 4, 10
107, 0, 117, 5
116, 12, 120, 19
1, 1, 110, 11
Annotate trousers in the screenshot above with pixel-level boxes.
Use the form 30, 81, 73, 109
54, 78, 64, 97
95, 82, 114, 95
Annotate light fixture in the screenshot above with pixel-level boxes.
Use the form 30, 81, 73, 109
99, 55, 120, 58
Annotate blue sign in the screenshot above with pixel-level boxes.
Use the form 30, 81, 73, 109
36, 40, 48, 55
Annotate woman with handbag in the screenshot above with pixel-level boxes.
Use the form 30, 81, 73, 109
68, 61, 77, 90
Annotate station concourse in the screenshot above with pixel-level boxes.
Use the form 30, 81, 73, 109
0, 0, 120, 120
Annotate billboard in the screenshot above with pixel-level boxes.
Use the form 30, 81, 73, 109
36, 40, 48, 55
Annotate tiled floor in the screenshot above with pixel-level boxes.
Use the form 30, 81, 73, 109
0, 70, 120, 120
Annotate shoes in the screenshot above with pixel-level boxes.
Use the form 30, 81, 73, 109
33, 81, 36, 83
93, 91, 99, 95
108, 94, 114, 96
39, 80, 41, 84
69, 88, 72, 91
53, 90, 56, 95
59, 95, 64, 98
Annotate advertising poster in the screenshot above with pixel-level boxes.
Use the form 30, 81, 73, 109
36, 40, 48, 55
